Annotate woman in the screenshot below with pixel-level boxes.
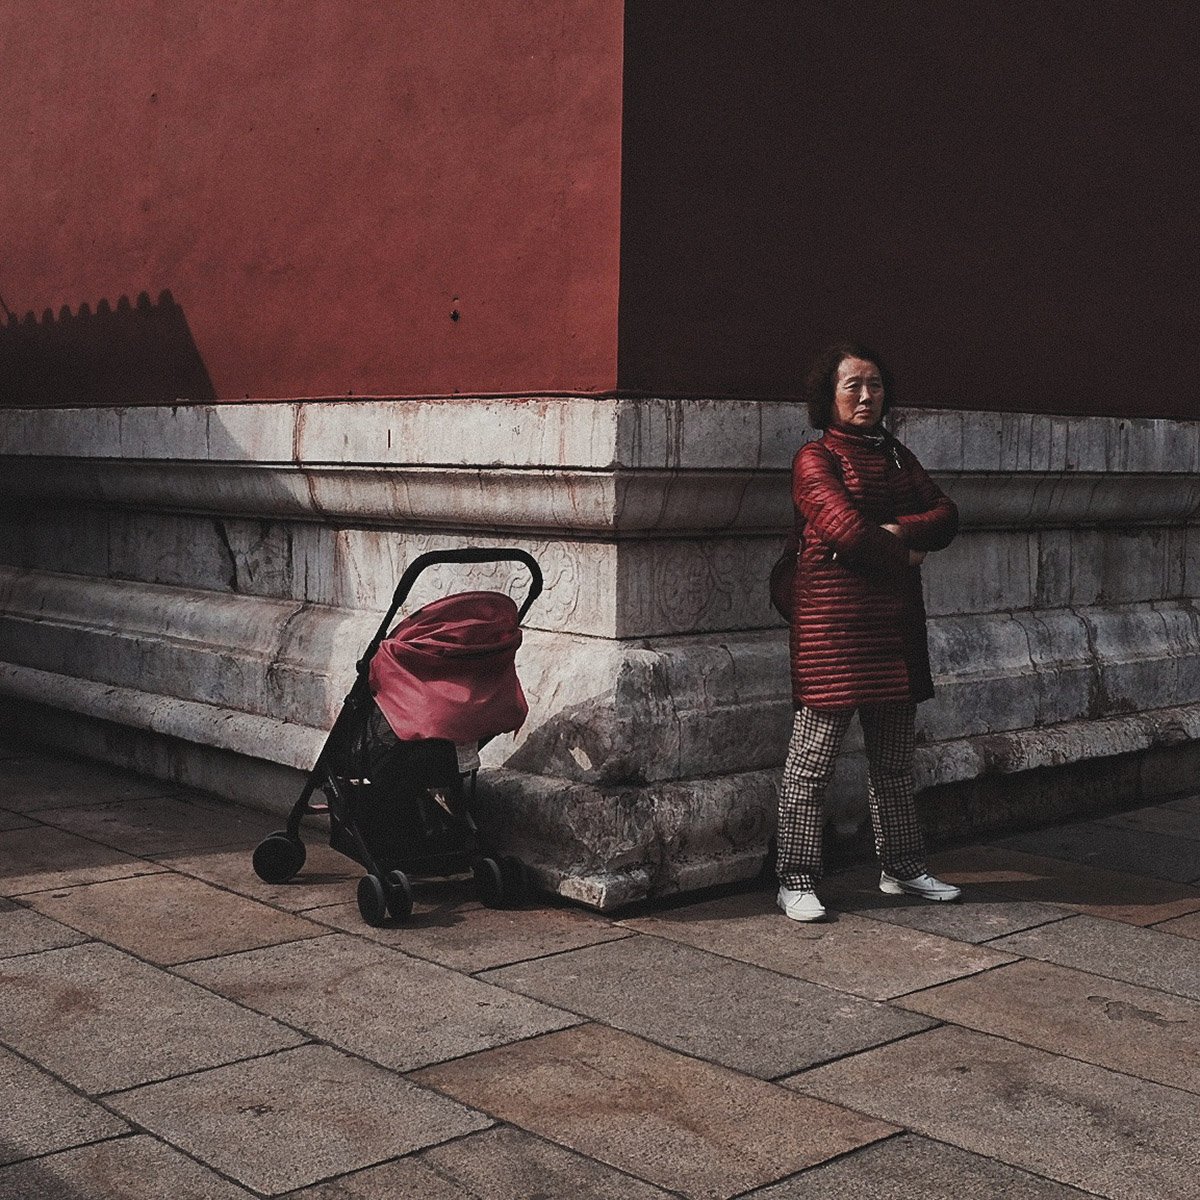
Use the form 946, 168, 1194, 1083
776, 342, 960, 921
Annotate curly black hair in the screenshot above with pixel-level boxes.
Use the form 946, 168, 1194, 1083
803, 341, 894, 429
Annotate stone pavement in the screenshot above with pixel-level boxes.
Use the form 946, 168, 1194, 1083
2, 741, 1199, 1199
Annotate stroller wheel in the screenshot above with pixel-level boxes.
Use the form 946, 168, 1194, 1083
383, 869, 414, 921
473, 857, 505, 908
357, 874, 389, 927
499, 855, 532, 906
252, 833, 306, 884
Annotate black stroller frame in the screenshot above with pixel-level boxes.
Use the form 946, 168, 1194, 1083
251, 548, 543, 925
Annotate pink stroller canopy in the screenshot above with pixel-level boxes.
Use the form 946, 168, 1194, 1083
368, 590, 529, 744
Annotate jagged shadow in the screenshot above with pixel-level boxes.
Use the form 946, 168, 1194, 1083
0, 290, 214, 406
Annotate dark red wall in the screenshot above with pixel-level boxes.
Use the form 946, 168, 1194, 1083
618, 2, 1200, 418
1, 1, 623, 401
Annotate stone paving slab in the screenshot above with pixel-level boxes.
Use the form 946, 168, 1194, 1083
158, 838, 359, 912
0, 825, 165, 897
790, 1025, 1200, 1200
1152, 909, 1200, 940
178, 933, 581, 1072
0, 756, 177, 812
481, 935, 934, 1078
1099, 803, 1200, 843
990, 913, 1200, 1000
0, 1045, 126, 1166
0, 941, 305, 1093
928, 844, 1200, 925
818, 865, 1072, 943
314, 888, 632, 973
107, 1044, 490, 1197
748, 1132, 1095, 1199
998, 820, 1200, 884
6, 740, 1200, 1200
620, 887, 1015, 1000
22, 872, 329, 965
413, 1023, 897, 1200
0, 1134, 256, 1199
34, 795, 274, 857
290, 1125, 677, 1199
895, 959, 1200, 1093
0, 898, 89, 958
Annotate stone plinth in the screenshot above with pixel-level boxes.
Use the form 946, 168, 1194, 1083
2, 400, 1199, 908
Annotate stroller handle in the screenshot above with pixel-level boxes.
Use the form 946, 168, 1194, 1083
354, 548, 544, 678
393, 549, 543, 622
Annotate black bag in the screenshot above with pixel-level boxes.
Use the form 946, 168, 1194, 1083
769, 531, 799, 620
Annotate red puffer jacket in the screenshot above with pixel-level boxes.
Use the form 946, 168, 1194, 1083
789, 423, 958, 710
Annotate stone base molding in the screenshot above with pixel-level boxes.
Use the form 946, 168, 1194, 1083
2, 399, 1199, 908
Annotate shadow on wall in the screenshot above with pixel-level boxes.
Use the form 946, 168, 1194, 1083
0, 290, 215, 406
617, 1, 1200, 416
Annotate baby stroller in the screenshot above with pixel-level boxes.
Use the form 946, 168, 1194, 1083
251, 547, 542, 926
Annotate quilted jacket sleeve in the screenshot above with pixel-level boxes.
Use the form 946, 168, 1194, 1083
793, 442, 910, 575
893, 445, 959, 552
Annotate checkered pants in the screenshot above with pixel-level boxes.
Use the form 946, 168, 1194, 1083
777, 703, 926, 890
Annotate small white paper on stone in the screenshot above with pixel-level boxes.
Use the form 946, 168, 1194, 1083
455, 742, 481, 774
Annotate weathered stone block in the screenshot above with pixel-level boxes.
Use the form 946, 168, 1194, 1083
3, 400, 1200, 908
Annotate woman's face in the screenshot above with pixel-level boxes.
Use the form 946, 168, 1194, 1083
832, 356, 885, 428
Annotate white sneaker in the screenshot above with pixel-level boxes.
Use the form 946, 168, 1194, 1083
879, 871, 961, 902
777, 886, 827, 922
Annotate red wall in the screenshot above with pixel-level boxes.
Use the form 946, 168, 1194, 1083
618, 2, 1200, 418
1, 1, 623, 400
5, 4, 1198, 417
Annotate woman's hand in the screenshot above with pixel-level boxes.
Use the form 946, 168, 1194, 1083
881, 522, 924, 566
